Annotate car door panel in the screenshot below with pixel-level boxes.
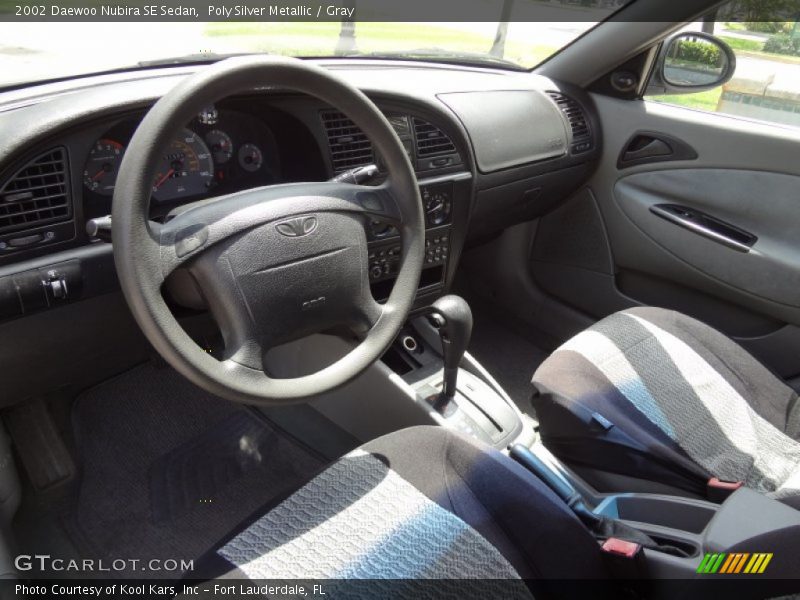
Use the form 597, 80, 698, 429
615, 168, 800, 308
532, 95, 800, 378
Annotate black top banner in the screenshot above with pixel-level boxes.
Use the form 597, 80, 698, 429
1, 0, 799, 23
0, 0, 627, 22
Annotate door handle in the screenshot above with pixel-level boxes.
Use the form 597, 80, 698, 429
622, 138, 672, 163
618, 131, 698, 169
649, 204, 757, 253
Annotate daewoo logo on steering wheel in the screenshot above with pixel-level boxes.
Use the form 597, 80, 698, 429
275, 216, 318, 237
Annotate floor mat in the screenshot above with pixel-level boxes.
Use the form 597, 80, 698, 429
65, 364, 325, 577
468, 308, 548, 417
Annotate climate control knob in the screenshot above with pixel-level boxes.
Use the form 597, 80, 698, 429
370, 264, 384, 280
424, 190, 451, 226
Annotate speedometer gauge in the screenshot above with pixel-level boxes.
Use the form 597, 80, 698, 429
83, 139, 125, 196
152, 129, 214, 202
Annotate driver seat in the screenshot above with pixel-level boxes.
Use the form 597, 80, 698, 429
189, 426, 607, 591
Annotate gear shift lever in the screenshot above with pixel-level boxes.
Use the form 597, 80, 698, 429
429, 295, 473, 402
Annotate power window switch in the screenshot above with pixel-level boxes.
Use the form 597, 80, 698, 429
45, 276, 68, 300
38, 261, 81, 304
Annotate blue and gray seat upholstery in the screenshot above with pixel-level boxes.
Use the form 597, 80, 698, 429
532, 307, 800, 508
190, 426, 607, 592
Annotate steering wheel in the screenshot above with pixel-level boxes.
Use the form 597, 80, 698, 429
112, 56, 424, 405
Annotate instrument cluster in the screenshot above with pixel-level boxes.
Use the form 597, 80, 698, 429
82, 105, 281, 217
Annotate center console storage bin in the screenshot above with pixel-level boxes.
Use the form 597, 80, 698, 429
595, 494, 717, 534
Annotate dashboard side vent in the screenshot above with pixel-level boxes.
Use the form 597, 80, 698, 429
0, 147, 71, 235
320, 110, 374, 174
546, 91, 592, 152
413, 118, 456, 157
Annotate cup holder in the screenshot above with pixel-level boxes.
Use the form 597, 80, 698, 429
610, 496, 716, 534
595, 494, 718, 560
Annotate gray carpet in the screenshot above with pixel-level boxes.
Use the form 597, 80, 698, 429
66, 364, 324, 578
468, 309, 548, 417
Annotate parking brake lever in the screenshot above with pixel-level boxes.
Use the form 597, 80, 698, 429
509, 444, 688, 556
509, 443, 600, 527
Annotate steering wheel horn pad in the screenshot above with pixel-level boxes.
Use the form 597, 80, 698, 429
188, 207, 377, 369
112, 56, 424, 405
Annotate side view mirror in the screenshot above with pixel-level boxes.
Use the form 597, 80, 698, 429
646, 31, 736, 96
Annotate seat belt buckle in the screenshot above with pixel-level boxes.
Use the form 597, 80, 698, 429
707, 477, 743, 503
601, 537, 646, 579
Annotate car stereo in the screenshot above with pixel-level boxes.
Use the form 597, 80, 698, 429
366, 180, 454, 301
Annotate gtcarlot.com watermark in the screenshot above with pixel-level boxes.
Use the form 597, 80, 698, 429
14, 554, 194, 573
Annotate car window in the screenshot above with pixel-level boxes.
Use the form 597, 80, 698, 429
0, 14, 633, 89
646, 1, 800, 130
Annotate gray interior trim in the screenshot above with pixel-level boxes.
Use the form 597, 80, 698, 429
460, 220, 596, 346
585, 94, 800, 328
264, 331, 533, 448
266, 334, 437, 443
438, 91, 568, 172
615, 169, 800, 309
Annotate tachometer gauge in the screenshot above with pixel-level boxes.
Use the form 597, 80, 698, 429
83, 139, 125, 196
151, 129, 214, 202
238, 143, 263, 173
205, 129, 233, 164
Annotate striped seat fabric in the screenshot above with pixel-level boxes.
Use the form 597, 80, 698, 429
532, 307, 800, 507
187, 426, 609, 591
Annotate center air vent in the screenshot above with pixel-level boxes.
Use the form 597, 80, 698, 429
412, 118, 456, 157
546, 92, 592, 153
320, 110, 374, 174
0, 147, 71, 235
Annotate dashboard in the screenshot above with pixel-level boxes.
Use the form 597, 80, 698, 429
0, 60, 602, 404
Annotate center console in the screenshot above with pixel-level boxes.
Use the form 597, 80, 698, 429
514, 440, 800, 595
587, 487, 800, 595
365, 176, 470, 303
375, 295, 800, 594
265, 285, 800, 596
378, 298, 528, 450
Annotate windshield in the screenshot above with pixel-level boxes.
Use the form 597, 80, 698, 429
0, 18, 620, 89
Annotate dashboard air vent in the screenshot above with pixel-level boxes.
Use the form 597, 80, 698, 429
320, 110, 374, 174
546, 91, 592, 152
412, 118, 456, 157
0, 147, 71, 235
